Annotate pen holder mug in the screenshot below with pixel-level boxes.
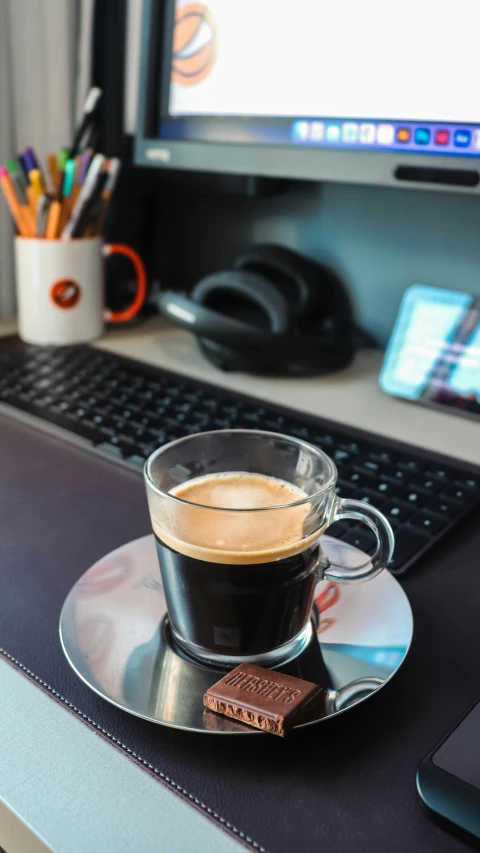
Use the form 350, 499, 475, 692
14, 235, 147, 345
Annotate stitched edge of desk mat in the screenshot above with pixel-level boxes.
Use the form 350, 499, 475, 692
0, 647, 263, 853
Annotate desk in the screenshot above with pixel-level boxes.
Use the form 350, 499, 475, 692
0, 318, 478, 853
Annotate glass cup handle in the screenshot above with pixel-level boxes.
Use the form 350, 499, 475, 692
322, 497, 395, 583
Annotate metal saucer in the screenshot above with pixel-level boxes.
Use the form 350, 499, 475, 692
59, 535, 413, 734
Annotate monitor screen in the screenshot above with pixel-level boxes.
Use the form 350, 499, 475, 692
135, 0, 480, 187
160, 0, 480, 158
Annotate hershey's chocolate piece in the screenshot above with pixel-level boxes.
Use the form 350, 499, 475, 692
203, 663, 324, 736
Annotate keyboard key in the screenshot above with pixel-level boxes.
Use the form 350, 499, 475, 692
356, 489, 383, 505
343, 528, 377, 555
425, 467, 454, 482
403, 489, 429, 508
410, 475, 442, 494
127, 454, 147, 469
409, 511, 444, 535
287, 424, 310, 440
428, 496, 464, 520
343, 469, 372, 488
360, 459, 381, 474
314, 433, 335, 448
98, 442, 123, 459
441, 484, 478, 504
397, 459, 424, 474
373, 481, 407, 500
335, 480, 354, 498
369, 450, 397, 465
381, 500, 414, 523
326, 521, 348, 539
455, 476, 479, 491
333, 449, 352, 466
388, 529, 430, 572
339, 442, 363, 455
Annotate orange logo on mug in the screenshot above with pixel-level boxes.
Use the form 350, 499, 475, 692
50, 278, 82, 310
171, 3, 217, 86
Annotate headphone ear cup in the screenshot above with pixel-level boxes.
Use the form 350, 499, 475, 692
232, 244, 319, 318
192, 269, 292, 333
299, 265, 354, 340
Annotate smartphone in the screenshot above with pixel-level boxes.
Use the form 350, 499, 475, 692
380, 284, 480, 422
417, 695, 480, 846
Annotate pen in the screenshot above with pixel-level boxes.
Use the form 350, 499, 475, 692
29, 168, 46, 200
96, 158, 121, 233
56, 148, 69, 200
71, 170, 108, 238
47, 153, 60, 193
6, 159, 27, 203
24, 147, 47, 193
36, 194, 49, 237
0, 166, 32, 237
45, 200, 62, 239
17, 153, 30, 184
77, 150, 93, 185
25, 185, 37, 218
61, 153, 105, 238
69, 87, 102, 157
23, 147, 40, 172
58, 158, 77, 233
62, 159, 76, 197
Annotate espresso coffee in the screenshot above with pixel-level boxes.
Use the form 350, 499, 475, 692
151, 472, 324, 660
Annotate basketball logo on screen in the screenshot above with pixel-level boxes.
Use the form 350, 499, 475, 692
50, 278, 81, 309
171, 3, 217, 86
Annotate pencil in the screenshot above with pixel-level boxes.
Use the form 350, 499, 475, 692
0, 166, 31, 236
45, 200, 62, 239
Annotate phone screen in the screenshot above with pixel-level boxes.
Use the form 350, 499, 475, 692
433, 699, 480, 790
380, 284, 480, 420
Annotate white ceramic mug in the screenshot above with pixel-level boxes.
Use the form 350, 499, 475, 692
14, 236, 147, 345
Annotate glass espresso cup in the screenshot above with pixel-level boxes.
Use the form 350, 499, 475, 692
144, 430, 394, 667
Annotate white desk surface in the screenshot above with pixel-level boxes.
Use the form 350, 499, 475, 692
0, 317, 478, 853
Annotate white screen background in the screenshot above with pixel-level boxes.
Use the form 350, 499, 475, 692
170, 0, 480, 124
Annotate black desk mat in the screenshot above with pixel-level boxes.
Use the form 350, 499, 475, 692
1, 412, 479, 853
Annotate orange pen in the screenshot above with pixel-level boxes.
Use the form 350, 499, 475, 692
45, 200, 62, 239
47, 153, 60, 194
25, 185, 37, 218
0, 166, 32, 236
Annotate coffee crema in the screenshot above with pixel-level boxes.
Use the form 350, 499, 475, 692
150, 472, 324, 565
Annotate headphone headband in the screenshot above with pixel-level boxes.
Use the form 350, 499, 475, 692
159, 244, 358, 376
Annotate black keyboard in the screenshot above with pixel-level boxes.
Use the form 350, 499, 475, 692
1, 343, 479, 575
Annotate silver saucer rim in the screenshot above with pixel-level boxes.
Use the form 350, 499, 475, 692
59, 535, 414, 735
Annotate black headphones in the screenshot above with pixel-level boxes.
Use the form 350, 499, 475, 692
159, 244, 362, 376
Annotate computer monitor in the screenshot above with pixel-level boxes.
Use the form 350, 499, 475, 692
135, 0, 480, 193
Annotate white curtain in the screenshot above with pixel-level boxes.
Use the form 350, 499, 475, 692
0, 0, 82, 318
